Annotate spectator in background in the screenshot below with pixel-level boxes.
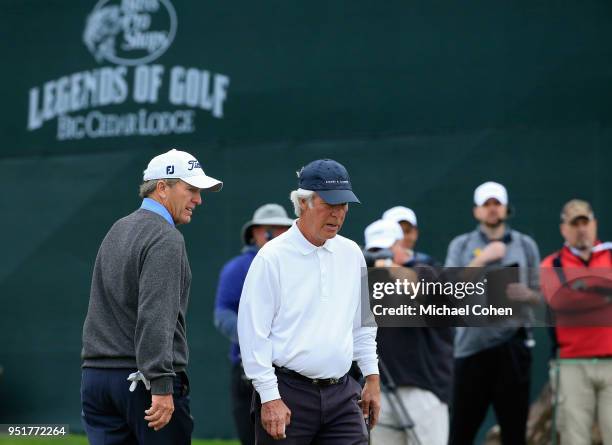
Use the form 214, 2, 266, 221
214, 203, 293, 445
365, 218, 453, 445
541, 199, 612, 445
445, 181, 541, 445
383, 206, 436, 267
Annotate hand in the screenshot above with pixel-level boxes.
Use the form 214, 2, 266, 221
145, 394, 174, 431
506, 283, 536, 303
261, 399, 291, 440
477, 241, 506, 265
374, 258, 396, 267
358, 374, 381, 429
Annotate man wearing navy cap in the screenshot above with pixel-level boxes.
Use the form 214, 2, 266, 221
238, 159, 380, 444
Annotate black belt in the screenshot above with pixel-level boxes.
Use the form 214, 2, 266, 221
274, 366, 346, 386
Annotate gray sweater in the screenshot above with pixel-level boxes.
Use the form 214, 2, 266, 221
445, 226, 540, 358
82, 209, 191, 394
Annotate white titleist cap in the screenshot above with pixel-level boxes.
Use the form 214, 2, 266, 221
474, 181, 507, 206
382, 206, 417, 227
143, 149, 223, 191
364, 219, 403, 250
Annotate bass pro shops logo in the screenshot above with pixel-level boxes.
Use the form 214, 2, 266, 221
27, 0, 230, 141
83, 0, 177, 66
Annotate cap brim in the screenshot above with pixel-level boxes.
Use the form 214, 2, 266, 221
241, 218, 294, 244
252, 217, 295, 226
182, 175, 223, 192
565, 213, 592, 223
241, 221, 255, 244
366, 237, 395, 250
474, 196, 506, 206
317, 189, 360, 205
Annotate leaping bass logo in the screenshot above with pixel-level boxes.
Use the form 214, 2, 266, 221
83, 0, 177, 66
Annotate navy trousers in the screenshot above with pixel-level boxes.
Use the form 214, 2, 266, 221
231, 364, 256, 445
252, 372, 368, 445
81, 368, 193, 445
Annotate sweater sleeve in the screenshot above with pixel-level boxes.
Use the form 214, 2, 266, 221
522, 234, 541, 291
213, 258, 245, 343
136, 231, 184, 394
445, 235, 468, 267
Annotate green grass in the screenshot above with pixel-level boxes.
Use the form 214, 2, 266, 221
0, 435, 239, 445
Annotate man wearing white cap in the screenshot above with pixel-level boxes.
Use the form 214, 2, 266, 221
363, 219, 410, 267
382, 206, 436, 267
214, 203, 293, 445
364, 219, 453, 445
445, 181, 540, 445
81, 149, 222, 445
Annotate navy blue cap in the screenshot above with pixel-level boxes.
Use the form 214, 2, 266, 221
297, 159, 360, 204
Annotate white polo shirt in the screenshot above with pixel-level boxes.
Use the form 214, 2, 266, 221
237, 222, 379, 403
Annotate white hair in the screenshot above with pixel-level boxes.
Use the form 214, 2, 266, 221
289, 188, 315, 217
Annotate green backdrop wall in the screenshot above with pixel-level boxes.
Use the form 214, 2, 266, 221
1, 1, 611, 441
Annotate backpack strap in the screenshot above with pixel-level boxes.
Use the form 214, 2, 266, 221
552, 252, 567, 286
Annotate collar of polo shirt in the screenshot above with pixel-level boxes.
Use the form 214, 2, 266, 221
289, 222, 335, 254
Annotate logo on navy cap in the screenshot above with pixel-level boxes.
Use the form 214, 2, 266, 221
296, 158, 360, 204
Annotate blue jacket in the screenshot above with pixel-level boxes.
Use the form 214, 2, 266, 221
214, 246, 258, 364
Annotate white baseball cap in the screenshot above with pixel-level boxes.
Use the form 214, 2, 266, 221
364, 219, 403, 250
382, 206, 417, 227
474, 181, 507, 206
143, 149, 223, 191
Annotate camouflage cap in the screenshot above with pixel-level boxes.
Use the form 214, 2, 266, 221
561, 199, 594, 223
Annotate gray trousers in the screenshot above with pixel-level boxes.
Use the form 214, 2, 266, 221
555, 360, 612, 445
252, 372, 368, 445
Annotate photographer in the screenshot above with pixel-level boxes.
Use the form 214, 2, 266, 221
382, 206, 436, 267
364, 219, 453, 445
